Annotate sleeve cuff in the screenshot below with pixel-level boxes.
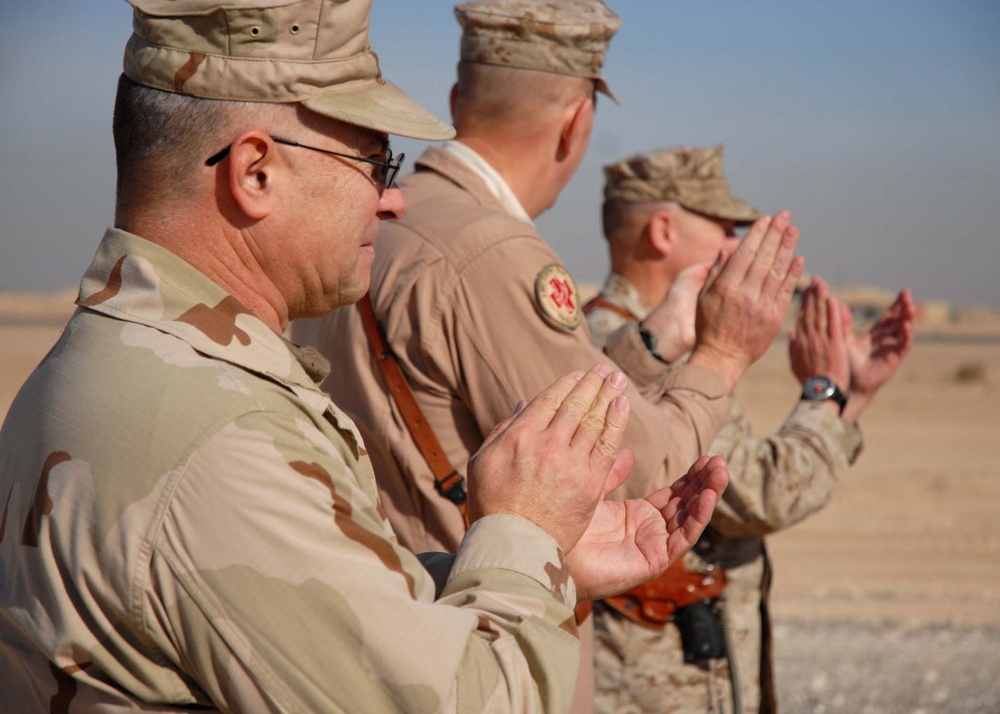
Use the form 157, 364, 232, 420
451, 514, 576, 606
787, 400, 865, 465
661, 361, 729, 400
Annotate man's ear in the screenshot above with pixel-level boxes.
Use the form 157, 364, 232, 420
557, 95, 594, 162
646, 208, 674, 258
226, 131, 278, 221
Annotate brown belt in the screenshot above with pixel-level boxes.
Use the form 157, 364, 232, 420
603, 559, 726, 629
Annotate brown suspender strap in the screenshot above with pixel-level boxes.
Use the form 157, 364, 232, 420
582, 295, 637, 321
357, 294, 469, 526
360, 294, 590, 623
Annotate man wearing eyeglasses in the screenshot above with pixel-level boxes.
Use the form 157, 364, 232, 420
0, 1, 731, 711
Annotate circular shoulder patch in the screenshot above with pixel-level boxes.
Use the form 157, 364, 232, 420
535, 263, 582, 331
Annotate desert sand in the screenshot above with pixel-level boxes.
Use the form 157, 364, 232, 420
1, 291, 998, 712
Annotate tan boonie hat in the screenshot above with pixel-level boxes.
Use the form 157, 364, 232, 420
454, 0, 621, 100
123, 0, 455, 141
603, 145, 761, 225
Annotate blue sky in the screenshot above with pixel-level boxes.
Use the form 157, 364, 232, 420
2, 1, 998, 306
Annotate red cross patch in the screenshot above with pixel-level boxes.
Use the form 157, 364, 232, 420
535, 263, 582, 330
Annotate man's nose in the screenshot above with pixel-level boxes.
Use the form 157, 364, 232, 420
377, 186, 407, 221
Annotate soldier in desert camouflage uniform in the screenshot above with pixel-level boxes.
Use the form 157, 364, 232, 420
587, 145, 915, 713
0, 3, 732, 712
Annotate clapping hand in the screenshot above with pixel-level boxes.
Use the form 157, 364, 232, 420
567, 454, 728, 601
839, 289, 915, 422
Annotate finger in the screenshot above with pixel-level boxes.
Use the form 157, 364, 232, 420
813, 273, 830, 334
547, 364, 616, 442
839, 303, 854, 338
571, 369, 628, 450
759, 220, 802, 302
700, 245, 729, 296
802, 279, 818, 332
646, 455, 714, 512
601, 445, 635, 497
665, 458, 729, 530
480, 411, 519, 451
742, 211, 793, 293
776, 255, 806, 317
588, 393, 631, 478
826, 295, 842, 341
512, 368, 588, 431
713, 214, 773, 285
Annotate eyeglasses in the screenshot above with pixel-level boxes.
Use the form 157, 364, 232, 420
204, 136, 405, 189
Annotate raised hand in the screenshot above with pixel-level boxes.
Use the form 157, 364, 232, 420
690, 211, 806, 392
467, 364, 633, 555
789, 275, 850, 391
839, 289, 915, 422
640, 259, 714, 363
567, 455, 729, 601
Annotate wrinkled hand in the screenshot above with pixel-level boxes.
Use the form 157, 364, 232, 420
567, 455, 729, 601
641, 260, 713, 363
839, 289, 915, 422
789, 276, 850, 390
467, 364, 633, 555
690, 211, 805, 392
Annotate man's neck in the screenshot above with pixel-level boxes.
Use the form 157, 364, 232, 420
611, 259, 674, 310
455, 134, 556, 219
118, 209, 287, 333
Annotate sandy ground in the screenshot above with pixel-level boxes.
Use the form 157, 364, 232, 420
732, 338, 1000, 712
2, 297, 999, 712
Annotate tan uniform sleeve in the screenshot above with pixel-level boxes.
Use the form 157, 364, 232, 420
708, 398, 864, 538
145, 411, 580, 713
423, 235, 730, 498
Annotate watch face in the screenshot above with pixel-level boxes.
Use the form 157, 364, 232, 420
803, 376, 836, 400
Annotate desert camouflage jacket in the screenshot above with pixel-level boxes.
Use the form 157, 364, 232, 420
0, 228, 581, 713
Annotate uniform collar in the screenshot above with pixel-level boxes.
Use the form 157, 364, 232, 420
600, 273, 656, 321
76, 228, 329, 397
415, 143, 535, 227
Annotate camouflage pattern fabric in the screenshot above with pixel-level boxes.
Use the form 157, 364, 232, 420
455, 0, 621, 99
603, 145, 761, 225
588, 275, 863, 714
585, 273, 653, 347
0, 228, 583, 713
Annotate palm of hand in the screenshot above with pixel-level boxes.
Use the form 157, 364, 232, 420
567, 455, 727, 601
846, 329, 906, 395
845, 291, 914, 395
568, 499, 674, 601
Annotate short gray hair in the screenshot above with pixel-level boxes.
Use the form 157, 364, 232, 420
112, 74, 297, 209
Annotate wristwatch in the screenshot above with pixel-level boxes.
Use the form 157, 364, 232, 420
637, 322, 667, 364
801, 375, 847, 414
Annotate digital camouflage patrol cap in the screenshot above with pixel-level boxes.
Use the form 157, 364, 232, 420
123, 0, 455, 141
454, 0, 621, 100
603, 145, 761, 225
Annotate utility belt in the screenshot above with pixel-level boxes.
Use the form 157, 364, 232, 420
602, 558, 726, 630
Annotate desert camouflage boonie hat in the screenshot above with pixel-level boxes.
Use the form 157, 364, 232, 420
454, 0, 621, 100
123, 0, 455, 141
603, 145, 760, 225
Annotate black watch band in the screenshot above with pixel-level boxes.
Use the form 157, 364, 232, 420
801, 375, 847, 414
637, 322, 668, 364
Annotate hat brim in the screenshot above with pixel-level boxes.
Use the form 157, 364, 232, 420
301, 78, 455, 142
687, 195, 762, 226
